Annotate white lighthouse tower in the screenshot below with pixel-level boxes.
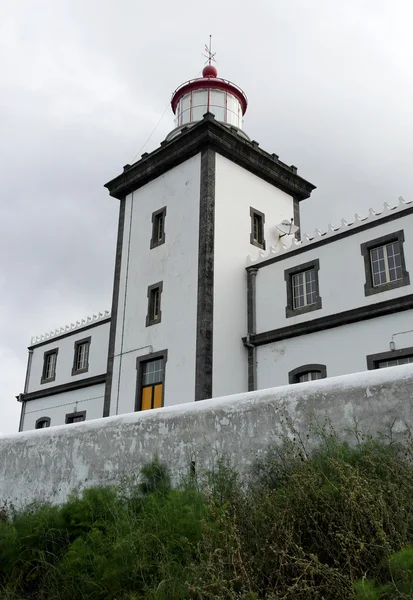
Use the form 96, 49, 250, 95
102, 55, 315, 417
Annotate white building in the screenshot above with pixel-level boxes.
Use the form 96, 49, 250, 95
17, 63, 413, 431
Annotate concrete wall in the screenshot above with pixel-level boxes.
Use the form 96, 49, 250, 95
21, 384, 105, 432
2, 364, 413, 509
257, 311, 413, 389
110, 154, 201, 415
213, 154, 294, 397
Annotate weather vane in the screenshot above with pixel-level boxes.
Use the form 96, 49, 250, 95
203, 35, 216, 65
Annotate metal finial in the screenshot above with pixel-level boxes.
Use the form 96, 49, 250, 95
203, 35, 216, 65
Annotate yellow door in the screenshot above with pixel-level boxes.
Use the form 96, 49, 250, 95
140, 384, 163, 410
141, 387, 153, 411
153, 384, 163, 409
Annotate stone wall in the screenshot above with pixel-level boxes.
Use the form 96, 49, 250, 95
1, 364, 413, 509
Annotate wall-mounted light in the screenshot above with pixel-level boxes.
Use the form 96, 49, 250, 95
389, 340, 396, 351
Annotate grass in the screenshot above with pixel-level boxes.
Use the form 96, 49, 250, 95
1, 431, 413, 598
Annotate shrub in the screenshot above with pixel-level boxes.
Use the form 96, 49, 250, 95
1, 431, 413, 599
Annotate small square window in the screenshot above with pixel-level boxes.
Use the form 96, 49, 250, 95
285, 259, 322, 318
289, 364, 327, 384
41, 348, 58, 384
361, 230, 410, 296
150, 207, 166, 249
250, 207, 265, 250
72, 337, 91, 376
65, 411, 86, 424
146, 282, 163, 326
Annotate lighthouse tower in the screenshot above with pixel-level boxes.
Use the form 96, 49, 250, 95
103, 58, 315, 417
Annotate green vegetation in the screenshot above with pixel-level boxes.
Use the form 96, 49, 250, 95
2, 432, 413, 599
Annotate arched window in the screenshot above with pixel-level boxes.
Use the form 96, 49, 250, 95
288, 364, 327, 384
35, 417, 51, 429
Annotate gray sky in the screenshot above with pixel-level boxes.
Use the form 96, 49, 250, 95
1, 0, 412, 433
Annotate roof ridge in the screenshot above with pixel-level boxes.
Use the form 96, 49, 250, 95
247, 196, 412, 267
30, 310, 111, 345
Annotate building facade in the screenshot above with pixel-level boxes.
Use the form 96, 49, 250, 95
17, 64, 413, 431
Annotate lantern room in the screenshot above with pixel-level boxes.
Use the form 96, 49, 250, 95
167, 64, 249, 141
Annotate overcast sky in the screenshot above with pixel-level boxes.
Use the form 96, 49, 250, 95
1, 0, 412, 433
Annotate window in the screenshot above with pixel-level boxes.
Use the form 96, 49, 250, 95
135, 350, 168, 411
250, 207, 265, 250
41, 348, 58, 384
361, 230, 410, 296
72, 337, 91, 376
35, 417, 51, 429
285, 259, 322, 318
367, 347, 413, 370
289, 364, 327, 384
150, 207, 167, 249
146, 282, 163, 326
65, 411, 86, 424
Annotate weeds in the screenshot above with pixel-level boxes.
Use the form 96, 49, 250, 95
1, 430, 413, 599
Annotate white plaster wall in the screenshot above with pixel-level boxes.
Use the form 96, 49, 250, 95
2, 364, 413, 509
257, 310, 413, 389
111, 154, 201, 415
27, 322, 110, 393
213, 154, 295, 396
256, 212, 413, 333
21, 384, 105, 431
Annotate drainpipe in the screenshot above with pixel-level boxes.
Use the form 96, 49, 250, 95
246, 268, 258, 391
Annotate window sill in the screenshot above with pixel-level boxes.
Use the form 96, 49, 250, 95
364, 277, 410, 297
285, 297, 322, 319
40, 376, 56, 385
71, 367, 89, 377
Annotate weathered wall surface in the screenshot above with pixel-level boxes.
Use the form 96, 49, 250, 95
1, 364, 413, 509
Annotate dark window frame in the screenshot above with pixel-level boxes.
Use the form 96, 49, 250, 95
35, 416, 51, 429
361, 230, 410, 297
146, 281, 163, 326
41, 348, 59, 384
366, 346, 413, 370
150, 206, 167, 249
135, 349, 168, 411
65, 410, 86, 424
71, 336, 91, 376
250, 207, 266, 250
284, 258, 322, 318
288, 364, 327, 384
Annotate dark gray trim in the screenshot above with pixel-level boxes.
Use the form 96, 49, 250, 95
28, 317, 111, 350
146, 281, 163, 326
284, 258, 322, 318
195, 148, 215, 401
24, 349, 33, 393
103, 198, 126, 417
65, 411, 86, 424
71, 336, 91, 376
135, 350, 168, 411
366, 346, 413, 370
250, 207, 266, 250
360, 229, 410, 297
246, 268, 258, 391
248, 205, 413, 270
105, 114, 316, 202
293, 198, 301, 240
150, 206, 167, 249
35, 416, 51, 429
288, 364, 327, 384
18, 401, 26, 433
243, 294, 413, 347
40, 347, 59, 384
20, 373, 106, 402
